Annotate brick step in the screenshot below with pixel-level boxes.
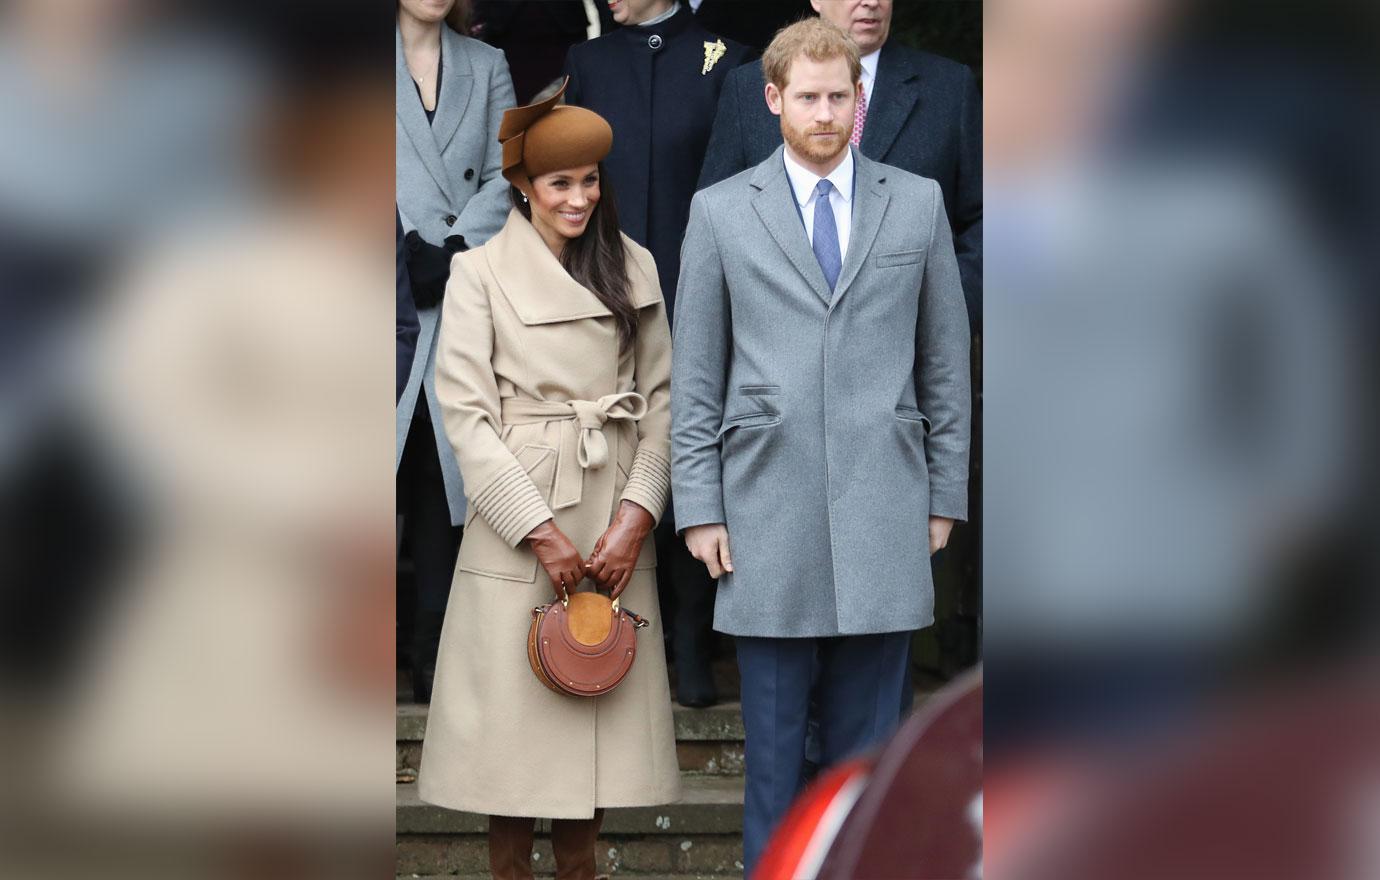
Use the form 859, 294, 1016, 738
397, 702, 745, 743
398, 777, 742, 835
397, 703, 746, 777
397, 832, 743, 877
396, 777, 744, 877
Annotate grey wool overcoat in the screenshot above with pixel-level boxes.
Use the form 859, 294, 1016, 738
396, 24, 515, 524
671, 147, 971, 638
417, 210, 681, 818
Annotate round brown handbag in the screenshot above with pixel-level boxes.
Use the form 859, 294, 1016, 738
528, 591, 648, 697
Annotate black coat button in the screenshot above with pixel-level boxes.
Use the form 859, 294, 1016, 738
648, 34, 662, 50
444, 214, 457, 226
463, 168, 475, 181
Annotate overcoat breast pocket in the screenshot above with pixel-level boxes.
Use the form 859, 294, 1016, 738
875, 249, 926, 269
457, 443, 557, 583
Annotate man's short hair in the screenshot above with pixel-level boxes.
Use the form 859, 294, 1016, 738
762, 17, 862, 92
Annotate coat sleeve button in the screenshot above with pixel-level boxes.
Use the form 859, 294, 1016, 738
444, 214, 457, 226
464, 168, 475, 181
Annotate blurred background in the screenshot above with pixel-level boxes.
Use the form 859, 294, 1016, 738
0, 1, 395, 878
983, 0, 1380, 877
1, 0, 1377, 878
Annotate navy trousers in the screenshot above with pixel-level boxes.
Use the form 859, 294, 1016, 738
735, 631, 913, 877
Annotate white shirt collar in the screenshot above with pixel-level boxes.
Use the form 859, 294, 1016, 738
783, 145, 855, 209
860, 49, 881, 91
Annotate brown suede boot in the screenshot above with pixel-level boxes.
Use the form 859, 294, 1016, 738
488, 814, 537, 880
550, 808, 605, 880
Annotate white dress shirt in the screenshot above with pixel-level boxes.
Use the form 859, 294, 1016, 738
783, 145, 855, 260
860, 49, 880, 106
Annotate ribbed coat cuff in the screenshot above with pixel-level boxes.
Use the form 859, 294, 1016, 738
470, 462, 553, 547
620, 448, 671, 525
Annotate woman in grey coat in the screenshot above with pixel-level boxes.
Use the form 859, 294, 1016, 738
396, 0, 514, 701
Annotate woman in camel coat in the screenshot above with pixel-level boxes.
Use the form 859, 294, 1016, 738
417, 83, 680, 879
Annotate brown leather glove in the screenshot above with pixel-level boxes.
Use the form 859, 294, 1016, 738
585, 501, 655, 599
525, 520, 584, 601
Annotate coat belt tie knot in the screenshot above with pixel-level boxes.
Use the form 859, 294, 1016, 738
501, 392, 648, 510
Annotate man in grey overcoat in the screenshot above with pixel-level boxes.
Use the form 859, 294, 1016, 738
670, 19, 970, 874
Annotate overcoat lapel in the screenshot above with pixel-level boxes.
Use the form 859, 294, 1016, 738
830, 152, 889, 309
432, 26, 475, 155
859, 44, 921, 161
396, 28, 454, 203
483, 210, 661, 325
749, 149, 833, 306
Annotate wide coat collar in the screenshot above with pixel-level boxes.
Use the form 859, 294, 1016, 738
749, 146, 891, 310
482, 209, 661, 326
396, 24, 476, 202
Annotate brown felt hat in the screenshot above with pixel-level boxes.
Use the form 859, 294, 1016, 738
499, 77, 613, 191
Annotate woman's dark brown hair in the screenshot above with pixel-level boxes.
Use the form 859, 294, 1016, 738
512, 163, 639, 352
444, 0, 470, 36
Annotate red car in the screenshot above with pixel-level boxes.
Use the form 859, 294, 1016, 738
755, 668, 983, 880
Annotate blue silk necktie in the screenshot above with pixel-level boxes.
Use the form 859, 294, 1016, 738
812, 178, 842, 293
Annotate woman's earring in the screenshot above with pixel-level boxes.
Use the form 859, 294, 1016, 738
521, 192, 529, 203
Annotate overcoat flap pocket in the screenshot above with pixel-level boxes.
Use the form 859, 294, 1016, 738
895, 407, 933, 435
716, 411, 781, 439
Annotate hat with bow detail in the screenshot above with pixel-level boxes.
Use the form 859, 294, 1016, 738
499, 77, 613, 192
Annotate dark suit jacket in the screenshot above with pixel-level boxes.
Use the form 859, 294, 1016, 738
698, 43, 983, 324
564, 5, 752, 321
396, 210, 419, 403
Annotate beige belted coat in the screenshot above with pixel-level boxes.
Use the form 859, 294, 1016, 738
417, 208, 681, 819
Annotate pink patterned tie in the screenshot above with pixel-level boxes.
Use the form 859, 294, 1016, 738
850, 79, 868, 147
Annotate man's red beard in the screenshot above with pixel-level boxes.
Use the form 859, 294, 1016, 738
781, 117, 853, 165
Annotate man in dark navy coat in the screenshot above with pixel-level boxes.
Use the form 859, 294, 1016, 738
562, 0, 752, 707
564, 0, 752, 319
698, 0, 982, 324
